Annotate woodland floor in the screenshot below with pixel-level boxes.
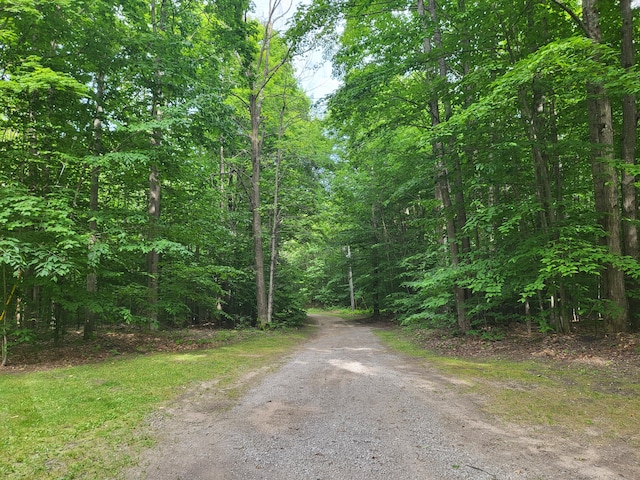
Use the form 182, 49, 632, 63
3, 320, 640, 376
410, 323, 640, 373
2, 326, 256, 372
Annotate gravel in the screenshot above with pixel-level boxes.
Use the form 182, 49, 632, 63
130, 315, 637, 480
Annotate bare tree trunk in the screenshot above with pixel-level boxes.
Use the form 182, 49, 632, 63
2, 266, 8, 367
583, 0, 629, 332
219, 140, 227, 212
370, 204, 382, 317
418, 0, 469, 332
250, 91, 268, 326
620, 0, 637, 258
147, 0, 166, 329
147, 162, 160, 327
267, 102, 285, 324
620, 0, 638, 329
85, 72, 104, 339
266, 223, 279, 324
347, 246, 356, 310
456, 1, 473, 303
247, 14, 291, 327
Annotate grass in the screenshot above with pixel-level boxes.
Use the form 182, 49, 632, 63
0, 328, 311, 479
376, 329, 640, 445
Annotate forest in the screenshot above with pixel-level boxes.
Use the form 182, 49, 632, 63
1, 0, 639, 364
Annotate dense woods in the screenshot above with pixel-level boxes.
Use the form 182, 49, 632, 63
289, 0, 640, 335
0, 0, 329, 363
1, 0, 639, 362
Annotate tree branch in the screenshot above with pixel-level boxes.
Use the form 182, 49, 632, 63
547, 0, 589, 37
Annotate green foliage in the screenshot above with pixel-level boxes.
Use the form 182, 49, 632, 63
0, 0, 327, 354
2, 0, 639, 356
0, 180, 83, 279
289, 0, 640, 335
396, 264, 456, 328
467, 328, 505, 342
7, 327, 36, 346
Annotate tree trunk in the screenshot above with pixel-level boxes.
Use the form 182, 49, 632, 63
147, 162, 160, 327
2, 266, 8, 367
248, 17, 287, 327
219, 141, 227, 212
147, 0, 166, 328
371, 204, 381, 317
85, 72, 103, 340
250, 92, 268, 326
267, 99, 287, 324
419, 0, 469, 332
456, 1, 473, 303
583, 0, 629, 332
519, 81, 574, 332
519, 83, 557, 231
347, 246, 356, 311
620, 0, 638, 256
620, 0, 638, 328
267, 224, 279, 324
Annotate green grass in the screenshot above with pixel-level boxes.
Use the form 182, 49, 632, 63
376, 329, 640, 444
0, 328, 311, 479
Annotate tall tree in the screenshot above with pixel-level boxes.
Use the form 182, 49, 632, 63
620, 0, 638, 262
582, 0, 629, 332
620, 0, 639, 330
85, 71, 104, 339
244, 3, 292, 326
146, 0, 166, 328
418, 0, 470, 332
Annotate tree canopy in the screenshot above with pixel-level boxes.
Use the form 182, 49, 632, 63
289, 0, 640, 335
0, 0, 330, 363
1, 0, 639, 362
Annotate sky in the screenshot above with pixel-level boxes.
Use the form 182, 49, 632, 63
250, 0, 342, 104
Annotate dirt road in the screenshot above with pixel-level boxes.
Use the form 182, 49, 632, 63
130, 314, 637, 479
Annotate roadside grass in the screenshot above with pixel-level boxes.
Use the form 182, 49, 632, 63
0, 328, 311, 480
376, 329, 640, 445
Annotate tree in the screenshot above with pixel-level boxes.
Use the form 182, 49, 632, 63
418, 0, 470, 332
620, 0, 638, 329
238, 3, 299, 326
620, 0, 638, 262
580, 0, 629, 331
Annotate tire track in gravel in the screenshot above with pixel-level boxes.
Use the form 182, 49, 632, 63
130, 314, 638, 480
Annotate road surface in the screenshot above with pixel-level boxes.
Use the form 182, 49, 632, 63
130, 314, 637, 479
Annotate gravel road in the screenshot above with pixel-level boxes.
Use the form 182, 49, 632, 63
130, 314, 638, 480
